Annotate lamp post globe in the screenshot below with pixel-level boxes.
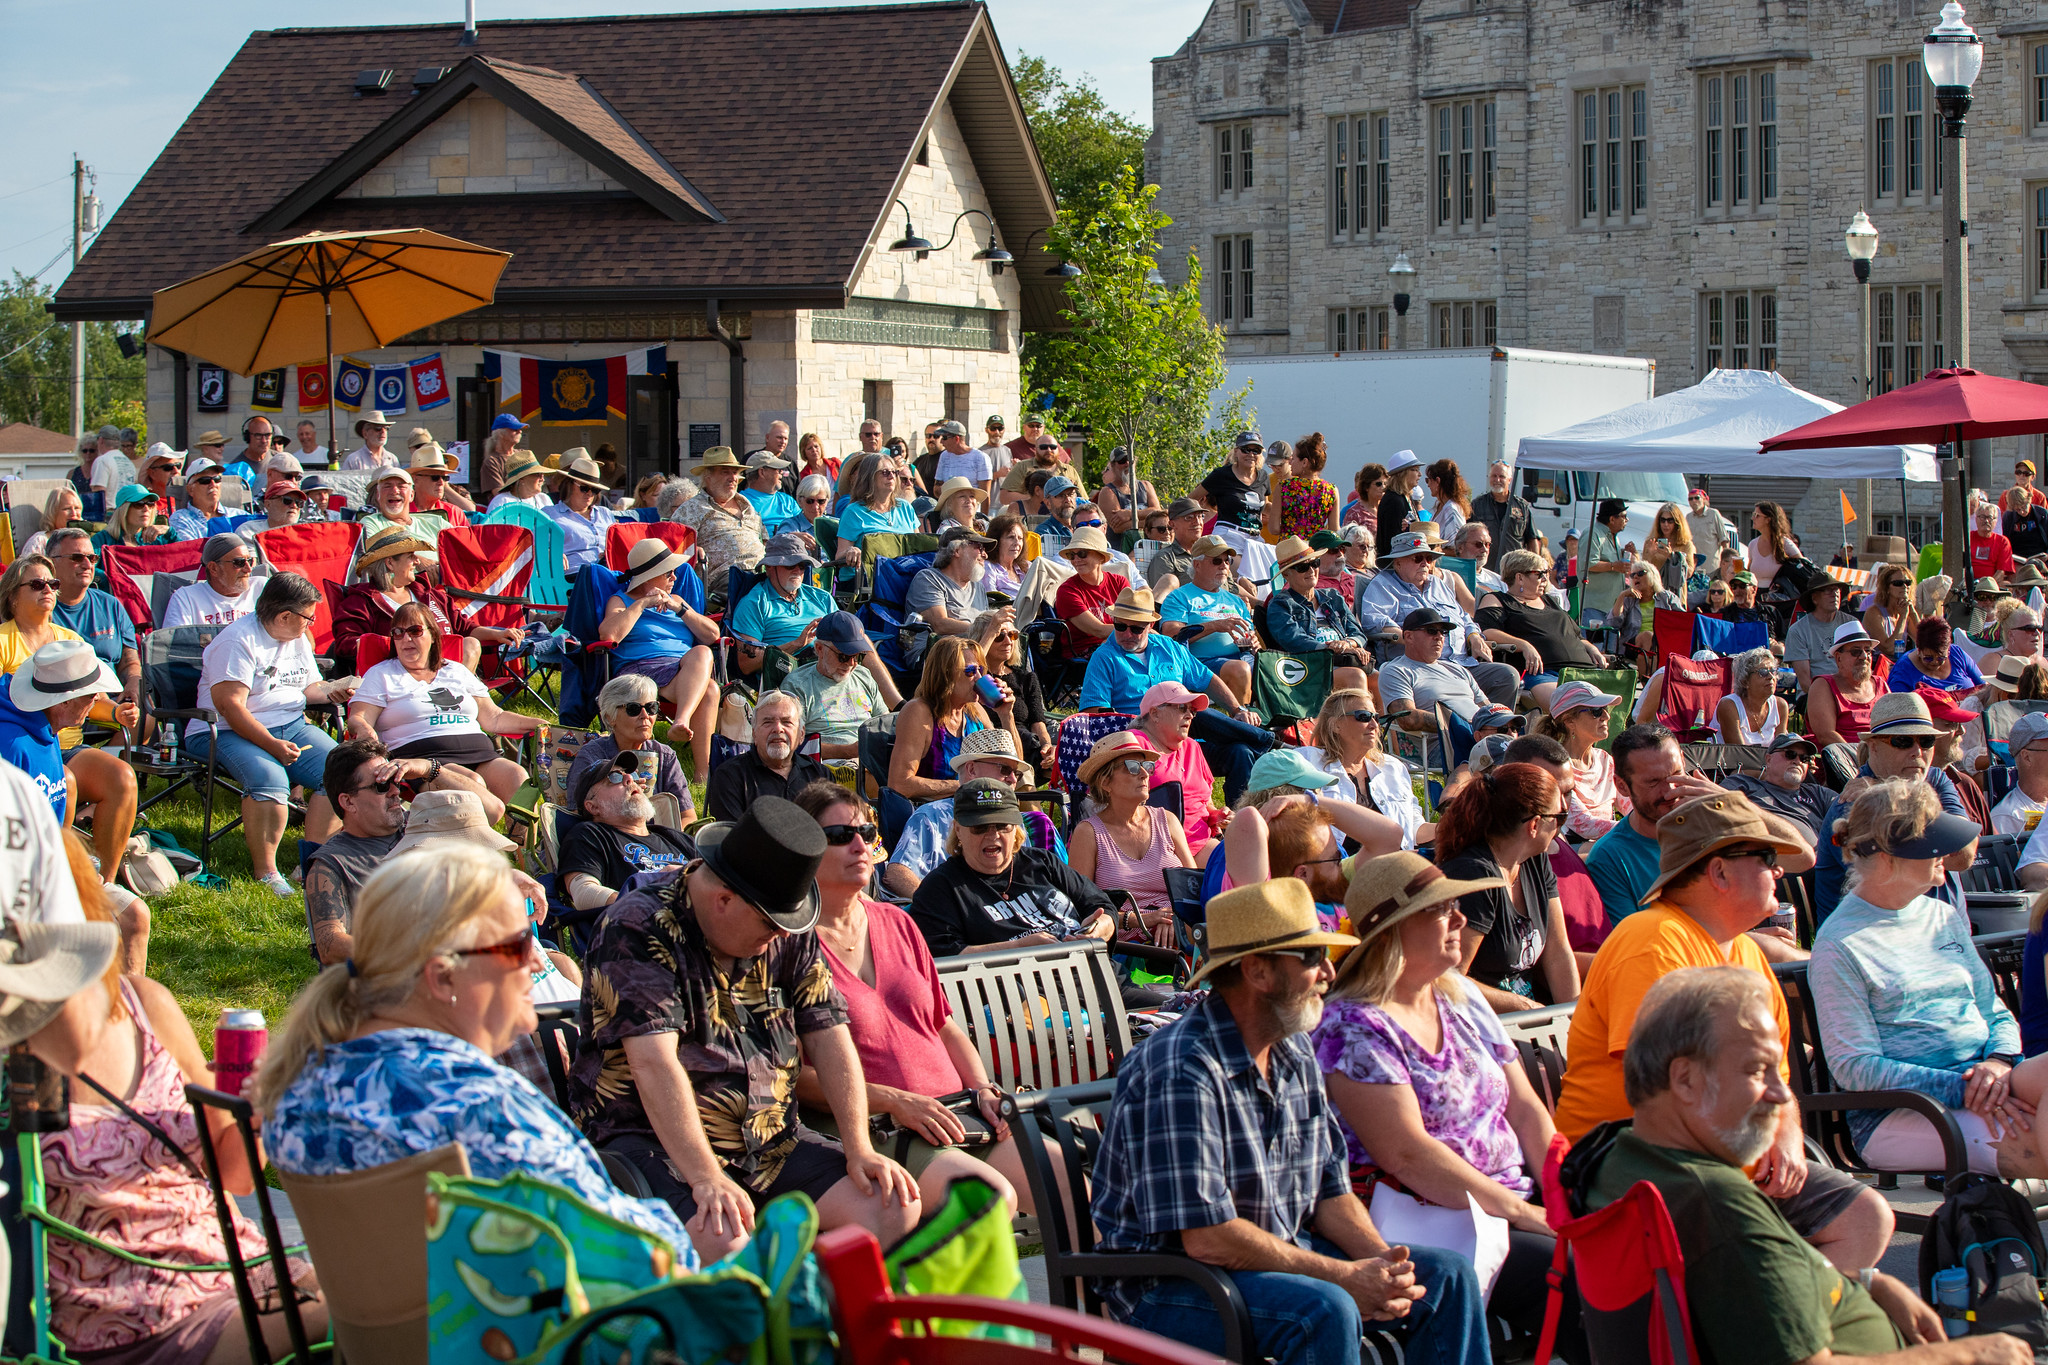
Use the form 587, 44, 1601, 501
1388, 251, 1417, 349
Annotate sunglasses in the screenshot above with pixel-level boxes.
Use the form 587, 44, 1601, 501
1838, 645, 1875, 658
1718, 848, 1781, 869
1538, 808, 1570, 824
454, 930, 541, 966
270, 496, 308, 508
1346, 710, 1381, 725
1036, 443, 1060, 452
615, 701, 660, 718
60, 553, 97, 566
220, 557, 257, 570
601, 767, 643, 786
392, 624, 428, 638
821, 822, 879, 846
352, 776, 397, 796
801, 495, 830, 506
18, 579, 57, 593
1113, 621, 1151, 634
962, 664, 983, 678
189, 476, 222, 487
1119, 758, 1157, 776
417, 472, 449, 483
1262, 945, 1330, 967
1879, 734, 1938, 750
1206, 555, 1236, 565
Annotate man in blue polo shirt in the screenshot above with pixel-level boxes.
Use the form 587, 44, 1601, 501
1078, 585, 1275, 802
730, 533, 833, 680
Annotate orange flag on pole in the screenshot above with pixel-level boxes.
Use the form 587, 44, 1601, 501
1840, 489, 1858, 523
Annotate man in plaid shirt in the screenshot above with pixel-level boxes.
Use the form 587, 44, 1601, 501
1091, 878, 1487, 1365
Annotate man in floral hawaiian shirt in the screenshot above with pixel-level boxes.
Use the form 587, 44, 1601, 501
570, 798, 925, 1265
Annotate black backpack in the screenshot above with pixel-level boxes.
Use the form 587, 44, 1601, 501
1918, 1172, 2048, 1348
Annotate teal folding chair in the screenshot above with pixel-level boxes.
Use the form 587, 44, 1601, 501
478, 503, 569, 608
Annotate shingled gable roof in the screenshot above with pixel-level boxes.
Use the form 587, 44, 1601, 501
53, 2, 1063, 327
251, 55, 722, 232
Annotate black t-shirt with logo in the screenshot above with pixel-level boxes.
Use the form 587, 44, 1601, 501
1201, 465, 1266, 531
1441, 845, 1555, 995
558, 822, 698, 894
907, 847, 1114, 957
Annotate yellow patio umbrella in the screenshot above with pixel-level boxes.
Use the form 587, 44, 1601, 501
147, 228, 513, 454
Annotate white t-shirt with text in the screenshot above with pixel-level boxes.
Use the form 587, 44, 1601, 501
162, 579, 260, 630
188, 611, 318, 739
0, 762, 83, 924
354, 659, 488, 751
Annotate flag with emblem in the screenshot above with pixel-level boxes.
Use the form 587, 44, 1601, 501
298, 364, 329, 411
1252, 650, 1333, 725
334, 358, 370, 412
483, 346, 668, 427
250, 369, 285, 413
410, 353, 451, 410
372, 364, 409, 415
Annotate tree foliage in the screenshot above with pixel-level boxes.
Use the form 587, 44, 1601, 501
1030, 169, 1251, 504
0, 273, 145, 437
1010, 54, 1149, 223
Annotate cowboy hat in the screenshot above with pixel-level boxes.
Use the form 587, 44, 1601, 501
691, 446, 744, 472
355, 524, 435, 569
353, 410, 396, 436
0, 919, 120, 1050
556, 450, 609, 490
10, 639, 120, 714
1076, 731, 1162, 786
1107, 586, 1161, 624
935, 476, 990, 508
1189, 878, 1358, 986
1058, 526, 1114, 562
1339, 850, 1504, 956
624, 536, 690, 591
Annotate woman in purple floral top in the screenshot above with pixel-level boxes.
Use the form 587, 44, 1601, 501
1316, 851, 1581, 1359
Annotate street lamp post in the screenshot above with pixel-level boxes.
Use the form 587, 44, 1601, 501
1846, 210, 1880, 529
1926, 0, 1982, 583
1389, 252, 1416, 351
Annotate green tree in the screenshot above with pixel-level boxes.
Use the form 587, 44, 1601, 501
1033, 168, 1251, 504
0, 273, 145, 436
1011, 54, 1149, 222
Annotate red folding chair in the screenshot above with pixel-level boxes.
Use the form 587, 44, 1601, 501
101, 540, 205, 631
816, 1224, 1226, 1365
1655, 652, 1730, 742
1536, 1133, 1698, 1365
256, 521, 362, 656
604, 521, 696, 572
438, 522, 563, 705
355, 634, 392, 671
1652, 608, 1697, 673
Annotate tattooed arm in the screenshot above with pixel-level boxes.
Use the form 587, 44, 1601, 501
304, 862, 354, 967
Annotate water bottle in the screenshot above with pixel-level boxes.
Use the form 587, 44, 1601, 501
1932, 1266, 1969, 1338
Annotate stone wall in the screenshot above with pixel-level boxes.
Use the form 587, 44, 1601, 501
337, 94, 626, 199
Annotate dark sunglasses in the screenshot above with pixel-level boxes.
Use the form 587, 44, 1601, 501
392, 624, 429, 639
60, 553, 97, 566
615, 701, 660, 718
1113, 621, 1151, 634
1263, 945, 1330, 967
821, 822, 879, 846
1538, 808, 1570, 824
962, 664, 983, 677
454, 930, 539, 965
352, 776, 397, 796
220, 557, 257, 570
270, 495, 308, 508
1345, 710, 1381, 725
188, 476, 222, 487
18, 579, 57, 593
1718, 848, 1781, 869
1205, 554, 1236, 565
1879, 734, 1938, 750
1036, 443, 1060, 452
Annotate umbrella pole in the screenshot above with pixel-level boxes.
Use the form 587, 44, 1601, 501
324, 299, 335, 466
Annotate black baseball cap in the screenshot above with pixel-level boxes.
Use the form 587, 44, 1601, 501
1768, 734, 1818, 759
1401, 608, 1453, 633
953, 778, 1023, 827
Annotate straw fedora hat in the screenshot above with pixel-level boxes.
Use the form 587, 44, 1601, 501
500, 450, 545, 485
1339, 850, 1503, 953
353, 410, 396, 436
556, 450, 608, 490
935, 476, 990, 509
355, 524, 435, 569
1075, 730, 1162, 786
1106, 586, 1161, 624
1190, 877, 1359, 986
691, 446, 744, 472
193, 430, 229, 448
624, 536, 690, 591
1058, 526, 1114, 561
408, 442, 456, 474
1273, 535, 1318, 575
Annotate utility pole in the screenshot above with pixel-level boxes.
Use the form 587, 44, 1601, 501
70, 156, 84, 441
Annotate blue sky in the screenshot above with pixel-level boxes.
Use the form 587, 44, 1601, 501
0, 0, 1194, 294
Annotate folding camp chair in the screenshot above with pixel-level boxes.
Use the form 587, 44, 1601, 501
135, 623, 255, 862
101, 539, 206, 633
255, 521, 363, 658
1556, 665, 1638, 749
1983, 698, 2048, 762
439, 521, 568, 711
477, 502, 569, 607
860, 550, 938, 693
1654, 653, 1731, 742
1534, 1132, 1697, 1365
603, 520, 695, 573
1053, 711, 1140, 795
1438, 555, 1477, 593
855, 531, 939, 607
1652, 607, 1697, 671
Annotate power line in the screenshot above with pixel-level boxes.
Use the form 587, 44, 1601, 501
0, 174, 70, 204
0, 223, 69, 257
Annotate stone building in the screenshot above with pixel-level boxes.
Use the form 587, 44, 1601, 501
1149, 0, 2048, 544
52, 3, 1059, 489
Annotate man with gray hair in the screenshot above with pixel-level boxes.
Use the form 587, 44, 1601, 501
88, 424, 134, 500
909, 526, 1001, 637
1452, 522, 1507, 595
1584, 966, 2013, 1365
559, 745, 699, 911
704, 689, 827, 821
161, 533, 261, 628
653, 476, 698, 524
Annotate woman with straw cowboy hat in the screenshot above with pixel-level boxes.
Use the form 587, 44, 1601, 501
1070, 730, 1196, 945
543, 448, 620, 574
485, 449, 553, 515
1308, 848, 1581, 1358
597, 536, 722, 780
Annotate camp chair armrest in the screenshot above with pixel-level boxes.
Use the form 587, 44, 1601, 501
1110, 940, 1185, 969
153, 707, 216, 725
584, 639, 619, 655
1054, 1252, 1252, 1361
1798, 1089, 1970, 1181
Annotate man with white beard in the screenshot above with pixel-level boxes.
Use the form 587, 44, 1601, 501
559, 749, 700, 910
1582, 967, 2016, 1365
703, 689, 828, 822
1088, 877, 1487, 1365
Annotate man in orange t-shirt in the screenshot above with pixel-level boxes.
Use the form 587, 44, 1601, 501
1557, 790, 1896, 1273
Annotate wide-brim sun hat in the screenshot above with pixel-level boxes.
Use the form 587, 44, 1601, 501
389, 789, 518, 857
624, 536, 690, 590
1076, 730, 1163, 786
556, 451, 609, 490
10, 639, 120, 714
1639, 791, 1816, 904
1189, 877, 1358, 987
1058, 526, 1114, 561
0, 920, 120, 1050
354, 410, 396, 436
1273, 535, 1318, 575
936, 476, 989, 508
759, 533, 819, 569
691, 446, 744, 472
356, 525, 436, 569
1338, 850, 1505, 965
501, 451, 545, 485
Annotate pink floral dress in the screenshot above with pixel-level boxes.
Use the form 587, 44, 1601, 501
1278, 478, 1338, 540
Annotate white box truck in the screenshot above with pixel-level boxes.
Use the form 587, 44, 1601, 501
1215, 347, 1687, 555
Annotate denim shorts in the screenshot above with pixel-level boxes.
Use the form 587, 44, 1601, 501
187, 717, 336, 804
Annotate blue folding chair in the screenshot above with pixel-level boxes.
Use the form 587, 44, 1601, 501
859, 550, 938, 692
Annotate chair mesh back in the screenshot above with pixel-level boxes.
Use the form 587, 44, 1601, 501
142, 624, 225, 714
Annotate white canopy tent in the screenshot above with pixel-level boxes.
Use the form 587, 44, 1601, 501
1515, 368, 1939, 480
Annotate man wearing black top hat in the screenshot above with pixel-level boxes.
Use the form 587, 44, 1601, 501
570, 797, 922, 1265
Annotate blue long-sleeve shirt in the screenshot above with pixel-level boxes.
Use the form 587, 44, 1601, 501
1812, 765, 1966, 922
1810, 889, 2019, 1147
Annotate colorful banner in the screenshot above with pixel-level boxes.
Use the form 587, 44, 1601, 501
250, 369, 286, 412
196, 364, 230, 413
298, 364, 329, 411
371, 365, 409, 415
483, 346, 666, 427
334, 359, 370, 412
410, 353, 451, 411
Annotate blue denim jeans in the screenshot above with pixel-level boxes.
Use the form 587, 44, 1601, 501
187, 717, 336, 804
1191, 707, 1277, 805
1118, 1240, 1485, 1365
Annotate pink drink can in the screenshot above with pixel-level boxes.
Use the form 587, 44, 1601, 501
214, 1009, 267, 1097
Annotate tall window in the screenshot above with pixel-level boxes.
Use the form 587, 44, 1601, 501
1432, 98, 1495, 232
2034, 183, 2048, 299
1216, 236, 1254, 324
1330, 114, 1391, 240
1701, 69, 1777, 213
1433, 301, 1498, 348
1330, 307, 1391, 352
1872, 285, 1944, 394
1216, 123, 1253, 196
1239, 3, 1255, 38
1871, 57, 1937, 202
1700, 290, 1778, 372
2034, 42, 2048, 128
1579, 85, 1648, 225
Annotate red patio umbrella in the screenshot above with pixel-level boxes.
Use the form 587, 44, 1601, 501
1759, 368, 2048, 592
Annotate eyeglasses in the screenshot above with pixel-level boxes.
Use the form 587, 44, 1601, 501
1537, 808, 1570, 824
821, 822, 879, 846
60, 553, 96, 566
1718, 848, 1781, 869
1879, 734, 1938, 750
1262, 945, 1330, 968
392, 624, 429, 639
1113, 621, 1150, 635
1119, 759, 1157, 776
290, 609, 319, 625
18, 579, 57, 594
454, 930, 541, 966
615, 701, 660, 718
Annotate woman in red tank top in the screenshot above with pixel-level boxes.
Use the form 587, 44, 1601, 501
1811, 624, 1883, 747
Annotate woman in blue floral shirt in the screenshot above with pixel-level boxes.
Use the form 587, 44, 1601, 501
254, 843, 695, 1256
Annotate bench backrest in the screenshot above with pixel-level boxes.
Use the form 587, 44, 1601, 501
1499, 1001, 1575, 1113
934, 940, 1132, 1092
